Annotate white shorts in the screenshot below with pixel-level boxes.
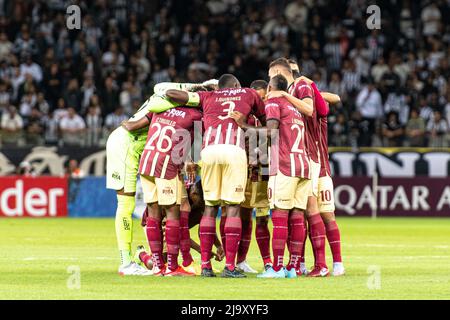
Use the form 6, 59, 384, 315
200, 144, 247, 205
317, 175, 335, 212
140, 174, 187, 206
309, 159, 320, 197
106, 127, 142, 193
268, 170, 311, 210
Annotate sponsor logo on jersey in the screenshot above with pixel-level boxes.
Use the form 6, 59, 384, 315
165, 108, 186, 118
216, 88, 247, 96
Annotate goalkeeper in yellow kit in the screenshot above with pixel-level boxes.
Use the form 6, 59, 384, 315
106, 80, 217, 276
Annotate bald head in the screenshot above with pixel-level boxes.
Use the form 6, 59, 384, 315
218, 74, 241, 89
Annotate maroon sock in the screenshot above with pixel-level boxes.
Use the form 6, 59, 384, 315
325, 220, 342, 263
146, 217, 164, 268
237, 216, 252, 264
255, 222, 271, 265
224, 216, 242, 271
199, 216, 216, 269
179, 211, 193, 267
299, 220, 308, 264
165, 218, 180, 271
139, 251, 153, 269
220, 214, 227, 253
307, 214, 327, 269
271, 210, 289, 271
287, 214, 305, 270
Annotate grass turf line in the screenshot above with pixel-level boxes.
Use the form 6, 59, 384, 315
0, 217, 449, 300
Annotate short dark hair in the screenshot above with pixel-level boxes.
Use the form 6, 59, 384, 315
269, 74, 288, 92
250, 79, 268, 90
268, 58, 292, 73
218, 74, 240, 89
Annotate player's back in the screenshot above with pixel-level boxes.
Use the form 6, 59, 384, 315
289, 79, 320, 164
265, 96, 310, 179
198, 88, 265, 149
139, 106, 202, 179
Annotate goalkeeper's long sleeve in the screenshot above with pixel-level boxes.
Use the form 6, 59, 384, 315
153, 82, 199, 94
128, 94, 179, 120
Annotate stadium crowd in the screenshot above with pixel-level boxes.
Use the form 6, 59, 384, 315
0, 0, 449, 148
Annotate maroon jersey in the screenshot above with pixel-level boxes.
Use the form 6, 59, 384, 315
197, 88, 265, 149
139, 107, 202, 179
265, 97, 309, 178
288, 80, 320, 164
318, 115, 331, 177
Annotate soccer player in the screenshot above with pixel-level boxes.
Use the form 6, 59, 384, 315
268, 58, 329, 277
296, 75, 346, 276
237, 79, 272, 272
231, 74, 311, 278
106, 96, 167, 276
163, 74, 266, 278
138, 100, 202, 276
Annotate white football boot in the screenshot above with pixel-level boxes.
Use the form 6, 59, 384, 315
332, 262, 345, 276
118, 262, 153, 276
236, 260, 258, 273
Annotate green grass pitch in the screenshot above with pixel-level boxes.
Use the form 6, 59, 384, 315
0, 217, 449, 300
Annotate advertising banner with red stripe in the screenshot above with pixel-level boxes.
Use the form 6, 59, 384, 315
0, 176, 68, 218
334, 177, 450, 217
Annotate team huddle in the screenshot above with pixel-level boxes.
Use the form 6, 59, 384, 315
106, 57, 345, 278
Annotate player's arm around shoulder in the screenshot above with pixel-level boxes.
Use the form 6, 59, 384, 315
121, 113, 151, 132
267, 90, 313, 117
321, 92, 341, 105
165, 89, 201, 107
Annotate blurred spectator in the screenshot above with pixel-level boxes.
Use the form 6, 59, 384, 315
85, 105, 102, 146
1, 106, 23, 144
35, 92, 50, 115
43, 111, 59, 145
100, 76, 119, 117
284, 0, 309, 32
19, 54, 42, 83
64, 79, 82, 113
66, 159, 85, 179
427, 110, 448, 147
382, 111, 404, 147
0, 80, 10, 111
384, 90, 410, 125
330, 113, 349, 146
23, 107, 44, 145
104, 106, 128, 132
13, 26, 37, 57
0, 32, 12, 61
421, 2, 441, 37
60, 107, 86, 146
406, 108, 426, 147
355, 80, 383, 143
